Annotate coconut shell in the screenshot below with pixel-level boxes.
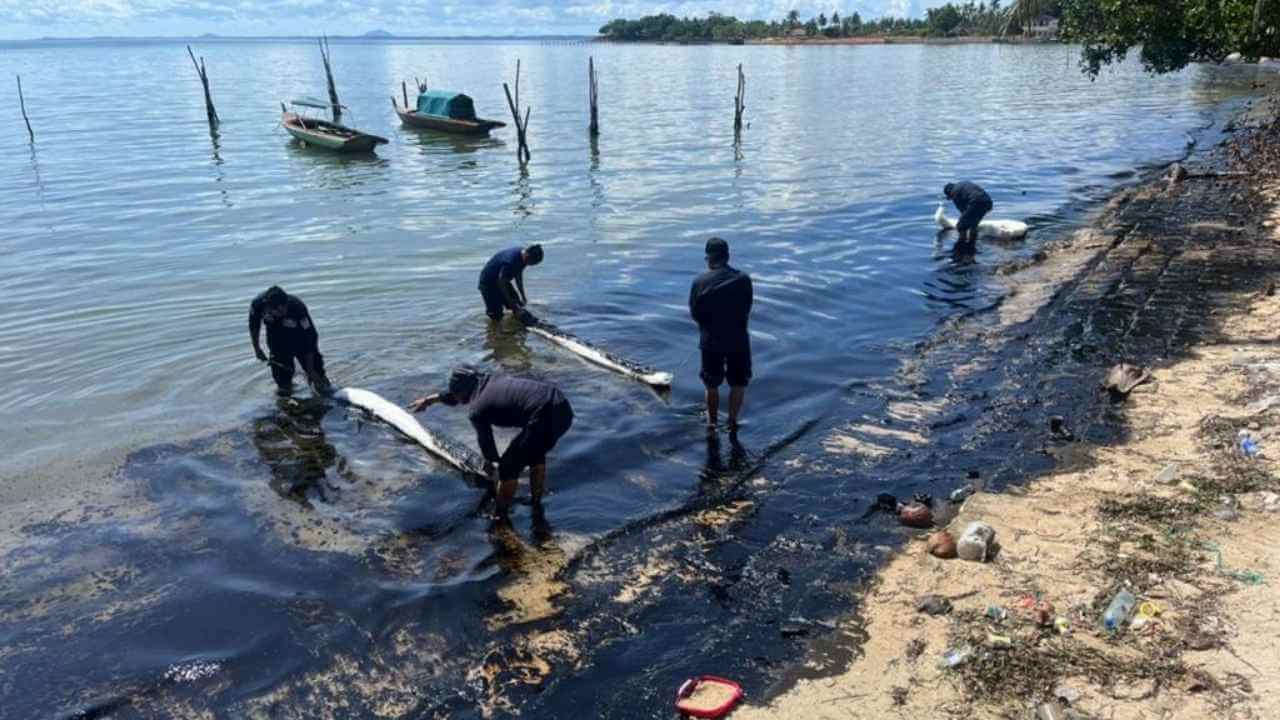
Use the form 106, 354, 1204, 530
899, 502, 933, 528
927, 531, 957, 558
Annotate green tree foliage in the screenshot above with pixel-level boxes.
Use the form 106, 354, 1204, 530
1060, 0, 1280, 76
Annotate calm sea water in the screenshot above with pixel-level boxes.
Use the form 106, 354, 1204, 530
0, 39, 1260, 717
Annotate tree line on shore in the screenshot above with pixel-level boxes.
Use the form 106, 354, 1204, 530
598, 1, 1280, 80
597, 2, 1059, 43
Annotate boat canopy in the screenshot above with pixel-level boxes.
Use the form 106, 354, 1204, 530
416, 90, 477, 120
290, 96, 345, 110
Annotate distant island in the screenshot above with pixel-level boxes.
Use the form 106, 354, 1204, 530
598, 4, 1061, 43
363, 29, 394, 38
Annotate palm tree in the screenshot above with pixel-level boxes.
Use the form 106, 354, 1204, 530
786, 9, 800, 29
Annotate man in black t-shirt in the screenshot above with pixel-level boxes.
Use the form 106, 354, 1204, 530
689, 237, 753, 432
410, 367, 573, 516
248, 285, 331, 396
944, 181, 994, 252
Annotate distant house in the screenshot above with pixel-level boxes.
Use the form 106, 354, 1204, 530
1027, 15, 1059, 39
787, 28, 807, 38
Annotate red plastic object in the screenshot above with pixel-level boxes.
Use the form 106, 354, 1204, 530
675, 675, 743, 718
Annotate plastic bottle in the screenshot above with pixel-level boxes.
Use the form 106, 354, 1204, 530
937, 645, 973, 669
1102, 590, 1137, 632
1239, 430, 1260, 458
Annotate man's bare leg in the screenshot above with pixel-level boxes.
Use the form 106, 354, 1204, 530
530, 464, 547, 506
727, 386, 746, 430
704, 386, 720, 429
496, 478, 519, 516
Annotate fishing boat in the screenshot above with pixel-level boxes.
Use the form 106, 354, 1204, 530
392, 89, 506, 136
280, 97, 389, 153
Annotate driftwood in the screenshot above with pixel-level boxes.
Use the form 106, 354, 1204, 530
588, 56, 600, 136
16, 74, 33, 143
503, 59, 531, 165
186, 46, 219, 129
318, 36, 341, 120
733, 63, 746, 135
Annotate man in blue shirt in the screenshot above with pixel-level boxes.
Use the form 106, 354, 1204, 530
689, 238, 753, 432
410, 367, 573, 516
944, 181, 994, 253
478, 244, 543, 323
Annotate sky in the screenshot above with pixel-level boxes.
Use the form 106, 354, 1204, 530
0, 1, 954, 40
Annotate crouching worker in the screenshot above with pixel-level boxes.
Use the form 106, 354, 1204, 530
249, 285, 332, 396
943, 181, 993, 253
410, 367, 573, 516
478, 244, 543, 325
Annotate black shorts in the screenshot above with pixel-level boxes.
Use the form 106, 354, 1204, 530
498, 400, 574, 480
700, 349, 752, 388
956, 198, 993, 234
479, 283, 508, 320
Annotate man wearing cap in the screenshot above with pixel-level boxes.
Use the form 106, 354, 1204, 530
943, 181, 993, 253
689, 237, 753, 432
409, 368, 573, 516
248, 285, 332, 396
478, 244, 544, 324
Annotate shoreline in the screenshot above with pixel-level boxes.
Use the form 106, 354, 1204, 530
735, 94, 1280, 718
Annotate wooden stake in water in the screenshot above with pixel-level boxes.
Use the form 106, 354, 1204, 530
733, 63, 746, 135
319, 36, 341, 121
16, 74, 33, 143
186, 45, 219, 129
503, 59, 532, 165
588, 56, 600, 136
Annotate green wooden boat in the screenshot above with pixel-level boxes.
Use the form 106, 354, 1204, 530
392, 89, 506, 136
281, 98, 388, 153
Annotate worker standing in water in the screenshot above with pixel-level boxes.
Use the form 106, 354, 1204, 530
248, 285, 332, 396
944, 181, 993, 253
478, 244, 543, 324
409, 367, 573, 517
689, 237, 753, 433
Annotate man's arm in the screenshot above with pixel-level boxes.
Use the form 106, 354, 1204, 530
515, 271, 527, 306
744, 274, 753, 315
689, 281, 704, 324
471, 415, 501, 465
498, 268, 522, 309
248, 300, 266, 361
298, 302, 320, 350
408, 393, 444, 412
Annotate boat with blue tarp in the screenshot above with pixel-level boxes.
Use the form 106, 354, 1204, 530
392, 89, 506, 136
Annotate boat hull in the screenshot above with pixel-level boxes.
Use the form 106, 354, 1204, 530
282, 112, 388, 153
394, 106, 505, 136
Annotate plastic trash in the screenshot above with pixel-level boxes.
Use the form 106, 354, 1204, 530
1054, 616, 1071, 635
927, 531, 957, 558
675, 676, 743, 719
985, 606, 1008, 622
899, 502, 933, 528
956, 522, 996, 562
950, 486, 973, 503
937, 645, 973, 669
1036, 702, 1067, 720
1154, 464, 1179, 485
1103, 590, 1137, 632
1238, 430, 1260, 458
1262, 492, 1280, 513
986, 633, 1013, 648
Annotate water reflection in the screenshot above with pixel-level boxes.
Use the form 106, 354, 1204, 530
484, 320, 534, 371
700, 430, 750, 482
253, 398, 340, 508
407, 129, 504, 157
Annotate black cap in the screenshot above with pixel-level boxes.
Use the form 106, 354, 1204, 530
441, 366, 481, 405
705, 237, 729, 261
525, 244, 544, 264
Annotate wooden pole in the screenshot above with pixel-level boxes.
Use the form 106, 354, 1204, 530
186, 46, 219, 128
503, 61, 531, 166
319, 36, 341, 120
588, 56, 599, 136
16, 74, 33, 143
402, 80, 409, 109
733, 63, 746, 135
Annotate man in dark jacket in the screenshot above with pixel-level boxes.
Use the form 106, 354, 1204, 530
689, 237, 753, 432
478, 244, 543, 323
409, 367, 573, 516
248, 285, 331, 396
944, 181, 994, 252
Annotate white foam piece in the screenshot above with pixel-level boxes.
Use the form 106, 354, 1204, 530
529, 325, 674, 388
334, 387, 483, 477
935, 202, 1029, 240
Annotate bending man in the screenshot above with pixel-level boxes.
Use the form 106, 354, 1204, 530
478, 244, 543, 324
689, 237, 753, 432
410, 367, 573, 516
248, 285, 332, 396
944, 181, 993, 252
